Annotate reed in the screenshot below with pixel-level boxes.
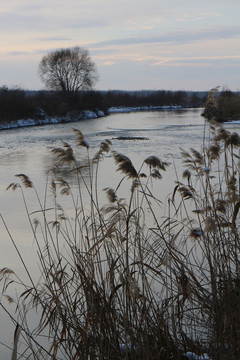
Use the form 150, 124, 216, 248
1, 89, 240, 359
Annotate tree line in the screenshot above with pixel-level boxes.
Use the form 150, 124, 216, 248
0, 46, 239, 123
1, 85, 239, 124
0, 86, 207, 123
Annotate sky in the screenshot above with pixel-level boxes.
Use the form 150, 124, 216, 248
0, 0, 240, 91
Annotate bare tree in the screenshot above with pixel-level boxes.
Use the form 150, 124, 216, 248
38, 46, 98, 95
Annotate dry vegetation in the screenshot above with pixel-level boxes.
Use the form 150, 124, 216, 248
1, 88, 240, 359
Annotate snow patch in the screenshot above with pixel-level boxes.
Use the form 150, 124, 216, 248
108, 105, 182, 113
82, 110, 98, 119
224, 120, 240, 124
185, 352, 211, 360
0, 109, 105, 130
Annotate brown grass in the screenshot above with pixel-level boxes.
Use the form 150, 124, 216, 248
1, 89, 240, 359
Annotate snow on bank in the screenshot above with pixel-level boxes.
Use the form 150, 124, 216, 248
225, 119, 240, 124
185, 352, 211, 360
108, 105, 182, 113
119, 346, 211, 359
0, 110, 105, 130
0, 106, 183, 130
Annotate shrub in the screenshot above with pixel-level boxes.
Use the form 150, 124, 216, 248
217, 90, 240, 122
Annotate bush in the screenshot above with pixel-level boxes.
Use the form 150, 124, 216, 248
217, 90, 240, 122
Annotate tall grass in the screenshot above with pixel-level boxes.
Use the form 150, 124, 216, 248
1, 88, 240, 359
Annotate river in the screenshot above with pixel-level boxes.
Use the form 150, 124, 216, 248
0, 108, 239, 358
0, 108, 205, 265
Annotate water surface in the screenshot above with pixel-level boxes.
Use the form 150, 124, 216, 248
1, 108, 238, 358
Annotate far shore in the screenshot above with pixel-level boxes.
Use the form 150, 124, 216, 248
1, 105, 238, 131
0, 105, 185, 131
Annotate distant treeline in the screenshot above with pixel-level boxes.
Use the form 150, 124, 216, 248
0, 85, 239, 123
0, 86, 206, 123
100, 89, 206, 108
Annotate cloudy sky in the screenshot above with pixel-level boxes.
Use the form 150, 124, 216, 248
0, 0, 239, 91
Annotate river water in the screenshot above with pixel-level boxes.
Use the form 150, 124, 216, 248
0, 108, 239, 358
0, 108, 205, 263
0, 107, 205, 196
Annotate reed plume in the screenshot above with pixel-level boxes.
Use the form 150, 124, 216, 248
2, 91, 240, 359
112, 151, 138, 178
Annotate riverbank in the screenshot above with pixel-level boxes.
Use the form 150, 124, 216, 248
0, 105, 186, 130
0, 106, 182, 130
1, 105, 238, 131
0, 109, 105, 130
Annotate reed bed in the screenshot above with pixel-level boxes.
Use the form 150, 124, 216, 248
1, 88, 240, 359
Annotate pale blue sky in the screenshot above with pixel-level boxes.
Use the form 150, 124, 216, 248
0, 0, 239, 91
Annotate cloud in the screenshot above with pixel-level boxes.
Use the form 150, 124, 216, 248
100, 61, 115, 66
36, 37, 73, 42
0, 12, 44, 30
5, 51, 32, 56
0, 0, 239, 91
0, 5, 107, 33
89, 26, 240, 48
151, 55, 240, 67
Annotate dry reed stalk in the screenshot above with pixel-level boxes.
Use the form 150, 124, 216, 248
1, 91, 240, 359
